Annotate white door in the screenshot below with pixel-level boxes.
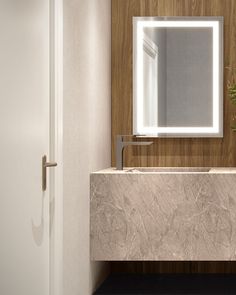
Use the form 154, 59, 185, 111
0, 1, 52, 295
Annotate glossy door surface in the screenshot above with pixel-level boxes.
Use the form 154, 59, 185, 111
0, 1, 50, 294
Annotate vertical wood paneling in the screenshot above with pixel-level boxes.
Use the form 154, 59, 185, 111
111, 0, 236, 273
112, 0, 236, 169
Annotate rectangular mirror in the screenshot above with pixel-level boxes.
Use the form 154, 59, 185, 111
133, 17, 223, 137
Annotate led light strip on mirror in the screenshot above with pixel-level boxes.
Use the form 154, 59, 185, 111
133, 17, 223, 137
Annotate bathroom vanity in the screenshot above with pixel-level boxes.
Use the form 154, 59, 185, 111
91, 168, 236, 261
90, 16, 231, 263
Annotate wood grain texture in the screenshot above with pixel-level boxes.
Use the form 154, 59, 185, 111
111, 0, 236, 168
111, 0, 236, 273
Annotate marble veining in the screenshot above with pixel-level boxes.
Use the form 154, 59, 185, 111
90, 168, 236, 260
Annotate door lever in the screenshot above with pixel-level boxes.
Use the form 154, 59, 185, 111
42, 155, 57, 191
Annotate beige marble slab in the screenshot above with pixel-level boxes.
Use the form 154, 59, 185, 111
90, 168, 236, 261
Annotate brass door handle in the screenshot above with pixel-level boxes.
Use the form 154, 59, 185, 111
42, 155, 57, 191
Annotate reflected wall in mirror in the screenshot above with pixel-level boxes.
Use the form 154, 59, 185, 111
133, 17, 223, 137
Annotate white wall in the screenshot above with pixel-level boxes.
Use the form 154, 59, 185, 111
63, 0, 111, 294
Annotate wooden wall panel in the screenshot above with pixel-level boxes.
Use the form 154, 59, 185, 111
111, 0, 236, 273
112, 0, 236, 168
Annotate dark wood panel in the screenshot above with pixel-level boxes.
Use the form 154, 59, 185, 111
111, 262, 236, 274
111, 0, 236, 273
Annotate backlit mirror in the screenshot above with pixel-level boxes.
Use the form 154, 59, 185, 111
133, 17, 223, 137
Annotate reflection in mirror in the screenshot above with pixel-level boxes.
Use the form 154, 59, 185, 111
133, 17, 223, 137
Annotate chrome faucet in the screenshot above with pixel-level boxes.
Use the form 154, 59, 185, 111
116, 135, 153, 170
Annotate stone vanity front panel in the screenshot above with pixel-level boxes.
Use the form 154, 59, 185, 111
90, 170, 236, 260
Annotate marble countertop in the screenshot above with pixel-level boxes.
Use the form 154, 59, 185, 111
92, 167, 236, 174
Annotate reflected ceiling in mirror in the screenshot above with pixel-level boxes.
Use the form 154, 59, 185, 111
133, 17, 223, 137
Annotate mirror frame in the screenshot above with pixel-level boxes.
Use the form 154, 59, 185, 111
133, 16, 224, 137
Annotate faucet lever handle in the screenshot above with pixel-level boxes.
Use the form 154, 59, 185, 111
124, 141, 153, 146
117, 134, 149, 142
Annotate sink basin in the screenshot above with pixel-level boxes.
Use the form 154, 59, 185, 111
128, 167, 211, 173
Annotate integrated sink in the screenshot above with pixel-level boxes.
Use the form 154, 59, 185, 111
91, 167, 236, 261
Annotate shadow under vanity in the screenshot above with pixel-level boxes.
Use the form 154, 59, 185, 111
91, 12, 236, 294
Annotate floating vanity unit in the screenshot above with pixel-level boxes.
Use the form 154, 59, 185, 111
90, 168, 236, 261
90, 16, 229, 262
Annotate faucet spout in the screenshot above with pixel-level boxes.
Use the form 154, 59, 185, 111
116, 135, 153, 170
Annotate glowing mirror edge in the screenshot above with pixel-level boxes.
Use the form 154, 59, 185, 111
134, 19, 223, 137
